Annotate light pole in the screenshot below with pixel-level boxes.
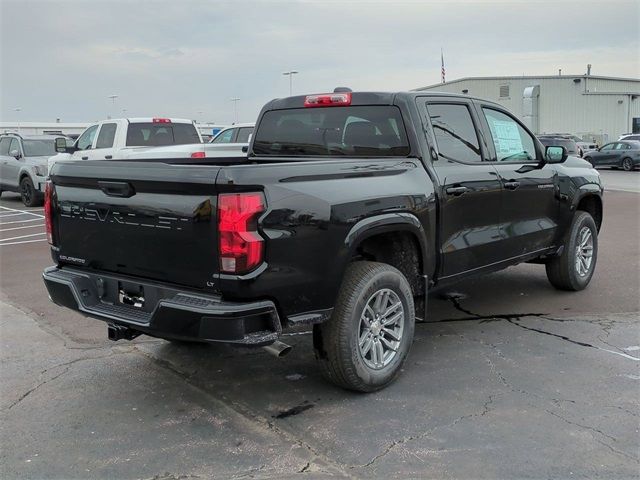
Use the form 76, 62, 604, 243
230, 98, 240, 123
282, 70, 299, 96
108, 94, 118, 119
14, 108, 22, 133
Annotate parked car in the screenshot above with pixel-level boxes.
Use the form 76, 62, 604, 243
43, 90, 603, 392
583, 140, 640, 170
209, 123, 254, 144
0, 133, 66, 206
619, 133, 640, 142
51, 118, 249, 167
48, 118, 204, 171
537, 136, 581, 157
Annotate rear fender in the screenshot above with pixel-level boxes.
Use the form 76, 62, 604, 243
344, 212, 429, 275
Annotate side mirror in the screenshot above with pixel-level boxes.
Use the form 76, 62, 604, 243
10, 149, 22, 159
55, 137, 68, 153
545, 145, 567, 163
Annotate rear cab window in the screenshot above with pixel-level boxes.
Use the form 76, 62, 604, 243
253, 106, 410, 157
22, 140, 57, 156
126, 123, 200, 146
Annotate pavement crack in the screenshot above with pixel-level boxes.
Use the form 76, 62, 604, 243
544, 409, 638, 463
507, 319, 640, 361
355, 394, 495, 470
432, 294, 547, 323
4, 348, 136, 412
507, 319, 595, 348
5, 367, 70, 411
133, 348, 355, 479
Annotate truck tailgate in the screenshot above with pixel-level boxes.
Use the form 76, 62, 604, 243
49, 161, 221, 289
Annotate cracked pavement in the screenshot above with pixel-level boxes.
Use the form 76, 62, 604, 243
1, 187, 639, 479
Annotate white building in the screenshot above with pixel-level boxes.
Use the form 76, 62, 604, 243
414, 74, 640, 144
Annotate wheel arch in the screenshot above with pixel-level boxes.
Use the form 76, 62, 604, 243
574, 191, 603, 232
343, 213, 429, 297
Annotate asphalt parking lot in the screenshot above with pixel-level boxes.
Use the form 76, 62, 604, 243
1, 170, 638, 479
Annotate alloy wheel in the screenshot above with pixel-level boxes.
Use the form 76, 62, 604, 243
358, 288, 405, 370
575, 226, 594, 277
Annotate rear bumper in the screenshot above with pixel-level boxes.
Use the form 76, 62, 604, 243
42, 266, 281, 346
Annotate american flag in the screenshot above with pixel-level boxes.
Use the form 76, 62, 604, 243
441, 49, 445, 84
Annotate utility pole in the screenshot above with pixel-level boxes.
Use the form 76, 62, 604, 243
230, 98, 240, 123
282, 70, 299, 96
108, 94, 118, 119
14, 108, 22, 133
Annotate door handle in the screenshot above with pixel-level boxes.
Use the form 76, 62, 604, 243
104, 155, 113, 159
98, 181, 135, 198
503, 181, 520, 190
81, 156, 89, 160
445, 186, 469, 196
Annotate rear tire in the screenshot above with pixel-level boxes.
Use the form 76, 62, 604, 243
545, 211, 598, 291
313, 261, 415, 392
622, 157, 633, 171
20, 177, 42, 207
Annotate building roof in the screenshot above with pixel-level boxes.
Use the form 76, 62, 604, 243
414, 74, 640, 91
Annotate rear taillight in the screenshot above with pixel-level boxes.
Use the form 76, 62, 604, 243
191, 151, 206, 158
218, 193, 266, 274
44, 181, 53, 244
304, 92, 352, 107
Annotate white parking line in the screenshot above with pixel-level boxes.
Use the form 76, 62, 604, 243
0, 232, 47, 242
0, 224, 45, 233
0, 212, 35, 218
0, 206, 44, 218
0, 238, 47, 246
0, 218, 43, 225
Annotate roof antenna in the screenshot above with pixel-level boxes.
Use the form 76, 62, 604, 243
334, 87, 352, 93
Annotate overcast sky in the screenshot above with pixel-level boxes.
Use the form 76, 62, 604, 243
1, 0, 638, 124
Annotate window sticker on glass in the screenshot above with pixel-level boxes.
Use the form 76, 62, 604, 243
488, 119, 523, 156
482, 108, 536, 162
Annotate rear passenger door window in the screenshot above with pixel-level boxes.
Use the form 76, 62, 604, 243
95, 123, 117, 149
236, 127, 253, 143
482, 108, 537, 162
425, 103, 482, 163
8, 138, 21, 156
0, 137, 12, 155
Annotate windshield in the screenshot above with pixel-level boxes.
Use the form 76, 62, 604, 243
253, 106, 410, 157
22, 139, 57, 156
126, 123, 200, 146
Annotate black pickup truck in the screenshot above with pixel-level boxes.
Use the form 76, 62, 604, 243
43, 90, 603, 392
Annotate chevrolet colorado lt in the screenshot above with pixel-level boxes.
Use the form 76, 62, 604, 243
43, 90, 603, 392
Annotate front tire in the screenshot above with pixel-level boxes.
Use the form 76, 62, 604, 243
622, 157, 634, 171
20, 177, 41, 207
545, 211, 598, 291
313, 261, 415, 392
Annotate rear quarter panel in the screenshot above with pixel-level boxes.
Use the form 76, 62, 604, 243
216, 158, 437, 324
